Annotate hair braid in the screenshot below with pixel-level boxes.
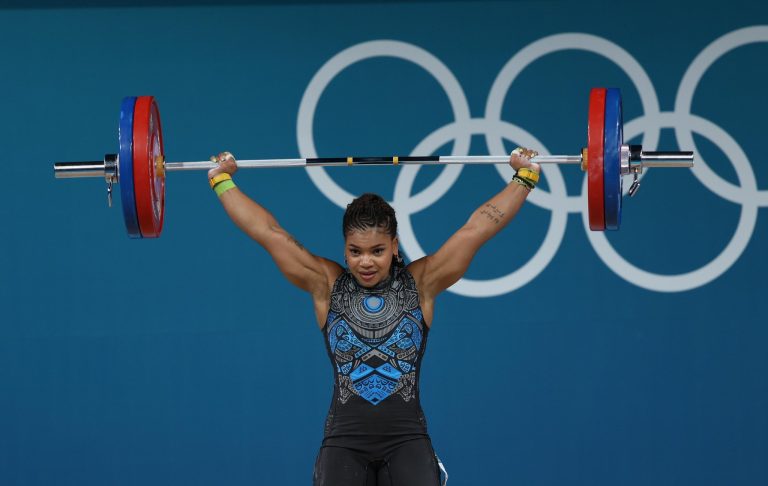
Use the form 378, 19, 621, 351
342, 193, 398, 238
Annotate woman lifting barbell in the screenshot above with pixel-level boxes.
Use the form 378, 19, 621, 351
206, 147, 540, 486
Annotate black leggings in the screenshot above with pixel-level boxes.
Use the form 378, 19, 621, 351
313, 437, 441, 486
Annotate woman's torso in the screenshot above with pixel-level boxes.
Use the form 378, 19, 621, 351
320, 265, 431, 446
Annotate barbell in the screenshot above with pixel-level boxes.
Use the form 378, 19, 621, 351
53, 88, 694, 238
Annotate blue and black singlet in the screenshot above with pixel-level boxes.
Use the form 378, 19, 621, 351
314, 264, 441, 486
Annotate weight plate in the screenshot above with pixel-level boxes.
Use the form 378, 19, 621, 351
118, 96, 141, 239
587, 88, 606, 231
153, 99, 166, 236
133, 96, 165, 238
603, 88, 622, 230
617, 108, 623, 228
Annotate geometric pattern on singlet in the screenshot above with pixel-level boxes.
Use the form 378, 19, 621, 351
325, 267, 425, 406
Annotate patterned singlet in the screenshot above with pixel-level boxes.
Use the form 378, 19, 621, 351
321, 264, 430, 445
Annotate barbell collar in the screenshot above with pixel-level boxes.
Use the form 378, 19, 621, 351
105, 154, 118, 181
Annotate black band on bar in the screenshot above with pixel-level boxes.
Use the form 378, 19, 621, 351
354, 157, 397, 165
305, 156, 441, 165
306, 157, 348, 164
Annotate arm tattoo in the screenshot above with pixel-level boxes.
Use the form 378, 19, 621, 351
479, 203, 505, 225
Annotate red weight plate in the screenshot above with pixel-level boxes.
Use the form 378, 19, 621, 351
152, 99, 166, 236
587, 88, 606, 231
133, 96, 165, 238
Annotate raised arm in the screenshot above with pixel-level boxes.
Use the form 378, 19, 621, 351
409, 148, 540, 303
208, 153, 342, 300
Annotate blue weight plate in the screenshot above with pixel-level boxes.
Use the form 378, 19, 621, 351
603, 88, 622, 230
119, 96, 141, 239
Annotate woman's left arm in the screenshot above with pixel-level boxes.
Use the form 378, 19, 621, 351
409, 149, 540, 303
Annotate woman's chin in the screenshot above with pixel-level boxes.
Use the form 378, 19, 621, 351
356, 272, 381, 287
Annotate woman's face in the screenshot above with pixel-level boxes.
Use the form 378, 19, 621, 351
344, 228, 399, 288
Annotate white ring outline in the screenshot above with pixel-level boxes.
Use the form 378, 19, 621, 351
393, 118, 568, 297
675, 25, 768, 206
296, 30, 767, 295
297, 40, 472, 210
484, 33, 661, 208
586, 112, 759, 292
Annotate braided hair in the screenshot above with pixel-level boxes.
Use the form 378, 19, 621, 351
342, 193, 397, 239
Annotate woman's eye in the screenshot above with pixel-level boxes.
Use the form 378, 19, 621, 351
350, 250, 360, 256
374, 249, 384, 255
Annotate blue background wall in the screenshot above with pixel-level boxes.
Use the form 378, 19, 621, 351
1, 1, 766, 484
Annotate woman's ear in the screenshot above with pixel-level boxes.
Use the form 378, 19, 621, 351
392, 236, 403, 264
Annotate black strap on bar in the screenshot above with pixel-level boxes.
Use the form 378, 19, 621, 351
306, 157, 348, 164
305, 156, 441, 165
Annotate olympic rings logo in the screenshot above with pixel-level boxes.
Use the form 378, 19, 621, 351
297, 27, 768, 297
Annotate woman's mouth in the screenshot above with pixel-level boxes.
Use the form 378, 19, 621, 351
359, 270, 377, 282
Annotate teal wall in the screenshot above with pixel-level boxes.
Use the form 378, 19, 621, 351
1, 1, 766, 485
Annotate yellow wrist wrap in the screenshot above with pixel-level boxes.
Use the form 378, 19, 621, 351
209, 173, 232, 189
516, 167, 540, 185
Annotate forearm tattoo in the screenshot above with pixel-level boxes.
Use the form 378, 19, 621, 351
479, 203, 505, 225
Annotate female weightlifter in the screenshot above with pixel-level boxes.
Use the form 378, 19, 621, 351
207, 148, 540, 486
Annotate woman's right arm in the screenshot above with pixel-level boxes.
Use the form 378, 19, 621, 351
209, 153, 342, 297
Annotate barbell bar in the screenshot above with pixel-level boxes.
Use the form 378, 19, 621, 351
53, 88, 694, 238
